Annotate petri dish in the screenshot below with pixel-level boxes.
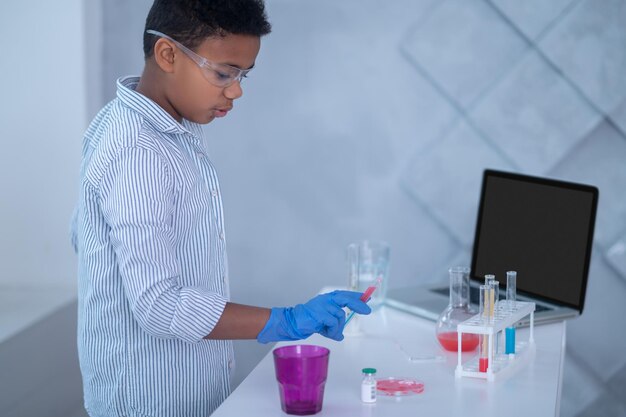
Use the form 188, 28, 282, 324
376, 377, 424, 396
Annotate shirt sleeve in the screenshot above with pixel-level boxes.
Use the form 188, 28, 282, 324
100, 146, 227, 343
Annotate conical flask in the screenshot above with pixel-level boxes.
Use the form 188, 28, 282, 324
435, 266, 479, 352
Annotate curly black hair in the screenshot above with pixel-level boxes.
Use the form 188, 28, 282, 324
143, 0, 271, 58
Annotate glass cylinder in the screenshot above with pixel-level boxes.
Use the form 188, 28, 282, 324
435, 267, 479, 352
346, 240, 390, 310
478, 285, 491, 372
491, 281, 500, 315
491, 280, 500, 354
505, 271, 518, 354
506, 271, 517, 309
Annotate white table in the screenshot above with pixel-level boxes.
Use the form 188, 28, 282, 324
213, 302, 566, 417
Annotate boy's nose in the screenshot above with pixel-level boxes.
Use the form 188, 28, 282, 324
224, 81, 243, 100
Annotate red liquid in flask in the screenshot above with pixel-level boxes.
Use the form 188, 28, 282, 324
436, 332, 479, 352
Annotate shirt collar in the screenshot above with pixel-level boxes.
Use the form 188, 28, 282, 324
116, 76, 203, 139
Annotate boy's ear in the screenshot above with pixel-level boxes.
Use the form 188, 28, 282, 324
153, 38, 176, 73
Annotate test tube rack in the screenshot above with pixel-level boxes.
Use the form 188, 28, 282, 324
455, 301, 535, 381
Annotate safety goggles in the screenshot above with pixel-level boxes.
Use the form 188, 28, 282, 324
147, 29, 252, 88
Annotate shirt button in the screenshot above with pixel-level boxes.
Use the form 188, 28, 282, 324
219, 232, 225, 240
228, 359, 233, 369
211, 189, 218, 197
223, 275, 227, 284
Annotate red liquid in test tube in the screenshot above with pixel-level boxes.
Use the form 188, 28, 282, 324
361, 285, 377, 302
345, 284, 379, 325
479, 357, 489, 373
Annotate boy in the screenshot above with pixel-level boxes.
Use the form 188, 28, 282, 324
70, 1, 370, 416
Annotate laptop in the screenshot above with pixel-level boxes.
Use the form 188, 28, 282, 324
386, 169, 598, 326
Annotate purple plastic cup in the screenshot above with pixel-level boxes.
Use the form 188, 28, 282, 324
272, 345, 330, 415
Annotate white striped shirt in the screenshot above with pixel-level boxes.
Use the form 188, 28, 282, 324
71, 76, 234, 417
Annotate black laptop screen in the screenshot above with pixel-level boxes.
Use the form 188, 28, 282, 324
471, 170, 598, 312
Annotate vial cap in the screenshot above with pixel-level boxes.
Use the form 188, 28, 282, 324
362, 368, 377, 374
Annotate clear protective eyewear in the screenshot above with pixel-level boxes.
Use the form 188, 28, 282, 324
147, 29, 252, 88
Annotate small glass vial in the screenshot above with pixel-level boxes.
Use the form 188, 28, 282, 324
361, 368, 377, 403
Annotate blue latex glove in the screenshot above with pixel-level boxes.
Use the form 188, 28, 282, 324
257, 290, 371, 344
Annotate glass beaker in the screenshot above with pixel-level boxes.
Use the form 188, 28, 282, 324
435, 267, 479, 352
346, 240, 390, 310
273, 345, 330, 415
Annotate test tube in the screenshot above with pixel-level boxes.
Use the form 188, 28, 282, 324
479, 285, 490, 372
484, 274, 495, 316
480, 284, 494, 321
505, 271, 517, 355
491, 281, 500, 354
484, 274, 495, 286
506, 271, 517, 309
492, 281, 500, 314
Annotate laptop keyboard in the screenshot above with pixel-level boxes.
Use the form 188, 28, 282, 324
431, 287, 549, 313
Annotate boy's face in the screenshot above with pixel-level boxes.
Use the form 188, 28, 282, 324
167, 34, 261, 125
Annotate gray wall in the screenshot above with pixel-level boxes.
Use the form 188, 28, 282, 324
96, 0, 626, 416
0, 1, 86, 414
0, 0, 85, 288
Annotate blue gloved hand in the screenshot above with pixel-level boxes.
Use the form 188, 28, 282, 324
257, 290, 372, 344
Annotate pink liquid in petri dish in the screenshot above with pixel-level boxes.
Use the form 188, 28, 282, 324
437, 332, 479, 352
376, 378, 424, 396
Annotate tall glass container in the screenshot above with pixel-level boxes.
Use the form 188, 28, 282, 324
435, 267, 479, 352
479, 285, 491, 372
505, 271, 518, 354
346, 240, 390, 310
